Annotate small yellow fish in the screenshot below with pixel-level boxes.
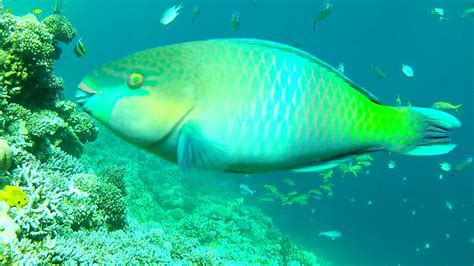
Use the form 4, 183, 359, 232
282, 178, 295, 186
5, 8, 13, 14
319, 185, 331, 192
258, 197, 275, 202
432, 102, 462, 113
291, 194, 309, 205
287, 191, 298, 196
231, 11, 240, 32
0, 185, 28, 208
340, 163, 363, 177
356, 154, 373, 161
309, 188, 322, 195
32, 8, 42, 14
357, 160, 371, 167
263, 184, 279, 194
319, 169, 333, 182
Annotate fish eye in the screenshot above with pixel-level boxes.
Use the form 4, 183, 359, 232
17, 200, 21, 204
127, 73, 144, 89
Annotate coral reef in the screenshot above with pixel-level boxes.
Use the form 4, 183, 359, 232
42, 15, 77, 44
0, 12, 98, 158
72, 173, 126, 230
79, 131, 327, 265
0, 11, 103, 264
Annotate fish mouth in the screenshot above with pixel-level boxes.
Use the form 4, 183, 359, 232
76, 81, 100, 107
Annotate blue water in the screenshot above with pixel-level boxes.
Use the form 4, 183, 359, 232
9, 0, 473, 264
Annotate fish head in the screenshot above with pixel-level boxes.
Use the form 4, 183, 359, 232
77, 49, 196, 148
160, 16, 170, 25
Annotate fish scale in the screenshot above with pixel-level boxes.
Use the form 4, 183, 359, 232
189, 41, 414, 165
215, 43, 371, 165
78, 39, 461, 173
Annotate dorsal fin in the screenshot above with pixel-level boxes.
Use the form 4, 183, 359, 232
215, 38, 380, 104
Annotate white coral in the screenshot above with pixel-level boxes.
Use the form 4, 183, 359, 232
0, 202, 20, 245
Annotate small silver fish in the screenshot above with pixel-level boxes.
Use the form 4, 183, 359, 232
231, 11, 240, 32
319, 230, 341, 240
313, 3, 333, 31
455, 156, 472, 171
160, 1, 183, 25
192, 4, 200, 24
336, 63, 344, 74
401, 64, 414, 77
431, 8, 448, 21
439, 162, 451, 172
370, 64, 389, 79
239, 184, 255, 195
388, 160, 396, 169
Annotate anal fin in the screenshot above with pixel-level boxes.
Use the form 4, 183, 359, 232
291, 158, 351, 173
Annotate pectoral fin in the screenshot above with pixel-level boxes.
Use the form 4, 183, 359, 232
177, 122, 231, 173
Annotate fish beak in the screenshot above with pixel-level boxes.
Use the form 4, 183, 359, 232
76, 81, 99, 107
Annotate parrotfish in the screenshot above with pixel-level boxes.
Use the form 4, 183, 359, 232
76, 39, 461, 173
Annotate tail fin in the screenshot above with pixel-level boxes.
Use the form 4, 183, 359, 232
401, 107, 461, 156
455, 104, 462, 114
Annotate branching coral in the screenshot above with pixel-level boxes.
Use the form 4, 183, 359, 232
55, 222, 172, 264
43, 148, 85, 176
72, 173, 126, 230
0, 14, 56, 60
99, 165, 126, 195
42, 15, 77, 44
0, 12, 97, 160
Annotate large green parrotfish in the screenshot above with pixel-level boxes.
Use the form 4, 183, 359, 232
76, 39, 461, 173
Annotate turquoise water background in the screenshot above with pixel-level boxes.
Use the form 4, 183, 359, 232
6, 0, 473, 264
